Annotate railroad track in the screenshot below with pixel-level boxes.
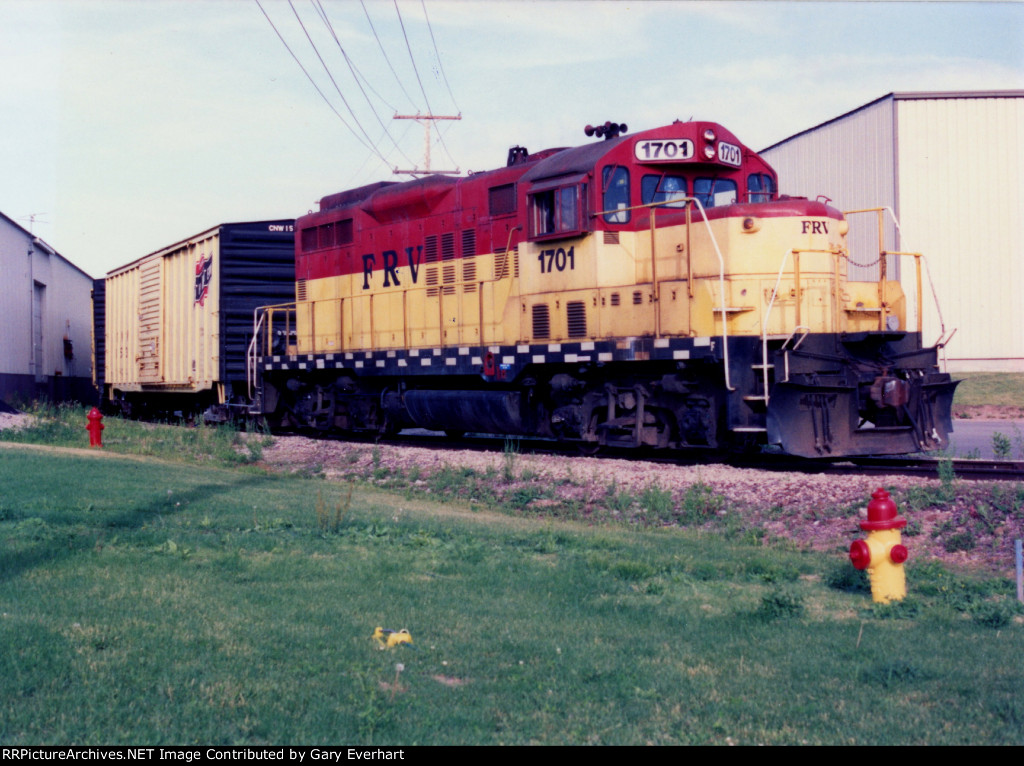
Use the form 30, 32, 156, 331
364, 429, 1024, 482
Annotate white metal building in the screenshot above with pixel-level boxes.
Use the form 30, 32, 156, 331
0, 211, 96, 404
761, 91, 1024, 372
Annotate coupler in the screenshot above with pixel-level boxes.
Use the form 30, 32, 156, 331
849, 488, 909, 603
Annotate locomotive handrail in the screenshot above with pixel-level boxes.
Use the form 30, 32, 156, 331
843, 206, 948, 343
249, 252, 527, 367
759, 245, 939, 405
246, 308, 264, 399
248, 301, 298, 399
760, 249, 844, 403
593, 196, 735, 392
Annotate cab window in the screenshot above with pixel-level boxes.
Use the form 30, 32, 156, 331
694, 178, 738, 208
530, 184, 585, 238
641, 174, 688, 208
602, 166, 630, 223
747, 173, 776, 203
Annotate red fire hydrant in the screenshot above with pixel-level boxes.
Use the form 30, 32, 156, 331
849, 488, 909, 603
86, 407, 104, 448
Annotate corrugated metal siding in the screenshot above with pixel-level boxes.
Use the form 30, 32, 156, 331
105, 265, 140, 388
761, 96, 899, 282
91, 279, 105, 390
1, 217, 94, 398
0, 221, 32, 375
137, 256, 164, 383
218, 221, 296, 383
896, 96, 1024, 367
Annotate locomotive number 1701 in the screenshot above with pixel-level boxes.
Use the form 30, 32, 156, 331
537, 246, 576, 274
634, 139, 694, 162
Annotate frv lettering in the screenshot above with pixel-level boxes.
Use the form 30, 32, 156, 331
801, 220, 829, 235
362, 246, 423, 290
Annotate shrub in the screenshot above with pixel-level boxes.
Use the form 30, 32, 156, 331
755, 587, 804, 620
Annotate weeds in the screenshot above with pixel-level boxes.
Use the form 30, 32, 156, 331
824, 560, 870, 594
602, 481, 634, 513
992, 431, 1012, 460
502, 437, 520, 482
969, 599, 1020, 629
943, 529, 976, 553
315, 484, 354, 533
904, 459, 958, 510
754, 587, 804, 621
861, 659, 923, 689
678, 480, 725, 524
937, 458, 957, 497
639, 484, 674, 523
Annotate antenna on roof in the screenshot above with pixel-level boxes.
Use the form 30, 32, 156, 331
17, 213, 48, 234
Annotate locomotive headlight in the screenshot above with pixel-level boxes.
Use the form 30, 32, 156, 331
703, 145, 716, 159
703, 128, 716, 143
741, 216, 761, 233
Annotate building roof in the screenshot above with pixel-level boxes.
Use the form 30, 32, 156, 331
0, 209, 95, 281
760, 90, 1024, 154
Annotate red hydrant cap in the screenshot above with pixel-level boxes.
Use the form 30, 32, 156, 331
849, 539, 871, 570
87, 407, 102, 421
861, 488, 907, 531
890, 544, 909, 564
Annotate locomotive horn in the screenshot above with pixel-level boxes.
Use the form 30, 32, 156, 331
585, 122, 628, 139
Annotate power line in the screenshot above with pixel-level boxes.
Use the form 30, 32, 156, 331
360, 0, 418, 111
420, 0, 460, 114
287, 0, 387, 162
311, 0, 416, 168
393, 0, 434, 119
254, 0, 380, 159
393, 0, 459, 170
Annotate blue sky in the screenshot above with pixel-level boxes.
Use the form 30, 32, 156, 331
2, 0, 1021, 278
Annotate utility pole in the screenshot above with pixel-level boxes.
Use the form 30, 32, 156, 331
392, 113, 461, 176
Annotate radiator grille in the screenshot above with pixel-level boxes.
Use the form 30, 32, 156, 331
462, 257, 477, 292
567, 301, 587, 338
461, 228, 476, 257
441, 232, 456, 261
532, 304, 550, 339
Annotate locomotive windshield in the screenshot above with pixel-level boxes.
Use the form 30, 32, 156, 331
641, 174, 688, 208
694, 177, 738, 208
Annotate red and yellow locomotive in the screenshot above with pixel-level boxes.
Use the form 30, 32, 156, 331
251, 119, 956, 456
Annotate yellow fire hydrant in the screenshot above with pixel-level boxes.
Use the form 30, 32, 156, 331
849, 488, 909, 603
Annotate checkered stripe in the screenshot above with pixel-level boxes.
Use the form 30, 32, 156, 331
258, 336, 719, 377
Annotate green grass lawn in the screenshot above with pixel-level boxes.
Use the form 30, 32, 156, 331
953, 373, 1024, 409
1, 444, 1021, 745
